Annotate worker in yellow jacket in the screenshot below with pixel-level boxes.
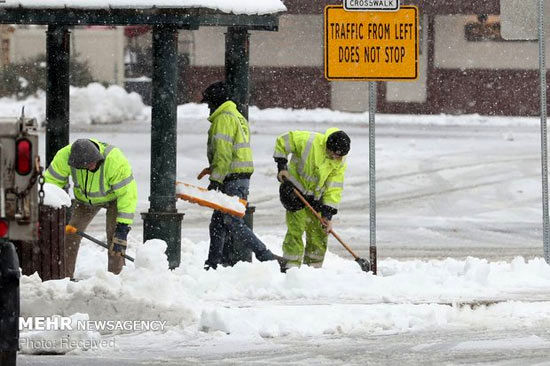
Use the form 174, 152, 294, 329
198, 81, 286, 271
44, 138, 137, 278
273, 128, 350, 270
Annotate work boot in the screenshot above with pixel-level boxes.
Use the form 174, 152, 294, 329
203, 260, 217, 271
273, 255, 288, 273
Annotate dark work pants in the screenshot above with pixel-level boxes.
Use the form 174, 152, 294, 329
206, 179, 274, 268
65, 200, 124, 278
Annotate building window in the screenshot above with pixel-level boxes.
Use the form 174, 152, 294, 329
464, 15, 504, 42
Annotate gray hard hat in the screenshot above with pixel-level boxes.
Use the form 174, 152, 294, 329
68, 139, 104, 168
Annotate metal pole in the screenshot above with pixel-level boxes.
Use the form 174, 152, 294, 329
225, 27, 250, 119
45, 25, 70, 166
539, 0, 550, 264
142, 25, 184, 269
368, 81, 377, 274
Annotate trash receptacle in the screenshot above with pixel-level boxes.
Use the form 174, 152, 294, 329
16, 205, 67, 281
37, 205, 67, 280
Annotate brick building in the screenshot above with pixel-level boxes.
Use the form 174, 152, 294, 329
2, 0, 548, 116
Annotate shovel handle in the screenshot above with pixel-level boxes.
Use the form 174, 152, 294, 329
288, 183, 360, 260
80, 231, 135, 262
66, 225, 135, 262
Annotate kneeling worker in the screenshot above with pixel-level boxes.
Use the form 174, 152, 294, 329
44, 138, 137, 278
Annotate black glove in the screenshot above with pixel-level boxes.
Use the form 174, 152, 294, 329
279, 180, 305, 212
110, 223, 130, 256
274, 158, 288, 172
319, 204, 338, 221
207, 180, 222, 191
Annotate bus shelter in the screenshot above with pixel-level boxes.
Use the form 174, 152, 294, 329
0, 0, 285, 268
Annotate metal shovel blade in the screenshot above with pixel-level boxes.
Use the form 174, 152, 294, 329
355, 257, 371, 273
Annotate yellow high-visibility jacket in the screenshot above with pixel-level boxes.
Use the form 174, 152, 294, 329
44, 138, 137, 225
207, 101, 254, 183
274, 128, 347, 210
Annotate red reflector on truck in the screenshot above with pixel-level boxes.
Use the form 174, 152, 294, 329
16, 138, 32, 175
0, 220, 8, 237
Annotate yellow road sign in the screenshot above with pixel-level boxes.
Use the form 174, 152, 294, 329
324, 5, 418, 81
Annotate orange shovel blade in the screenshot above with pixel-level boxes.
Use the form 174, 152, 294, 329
65, 225, 78, 234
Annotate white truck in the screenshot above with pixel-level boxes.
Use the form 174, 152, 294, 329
0, 113, 41, 241
0, 112, 40, 366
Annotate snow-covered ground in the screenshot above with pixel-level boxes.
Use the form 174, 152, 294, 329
6, 85, 550, 364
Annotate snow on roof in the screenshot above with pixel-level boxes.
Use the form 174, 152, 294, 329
0, 0, 287, 15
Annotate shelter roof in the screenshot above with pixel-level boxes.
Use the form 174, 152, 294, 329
0, 0, 285, 28
0, 0, 286, 15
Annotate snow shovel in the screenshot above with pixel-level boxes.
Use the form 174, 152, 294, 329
175, 181, 247, 218
285, 181, 371, 273
65, 225, 135, 262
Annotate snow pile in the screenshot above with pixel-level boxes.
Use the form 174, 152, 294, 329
70, 83, 146, 125
174, 103, 541, 127
176, 181, 246, 216
134, 239, 168, 270
0, 84, 146, 125
21, 240, 196, 330
20, 232, 550, 339
42, 183, 72, 208
0, 94, 540, 130
19, 313, 101, 355
199, 301, 550, 338
0, 92, 46, 122
248, 108, 541, 126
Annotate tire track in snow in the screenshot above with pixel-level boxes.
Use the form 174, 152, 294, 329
346, 156, 538, 186
344, 156, 538, 209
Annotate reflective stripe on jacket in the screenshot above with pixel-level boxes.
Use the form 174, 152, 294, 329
207, 101, 254, 183
273, 128, 347, 209
44, 138, 138, 224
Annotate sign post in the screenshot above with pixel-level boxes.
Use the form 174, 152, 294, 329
368, 81, 377, 275
538, 0, 549, 264
324, 5, 418, 274
500, 0, 549, 264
